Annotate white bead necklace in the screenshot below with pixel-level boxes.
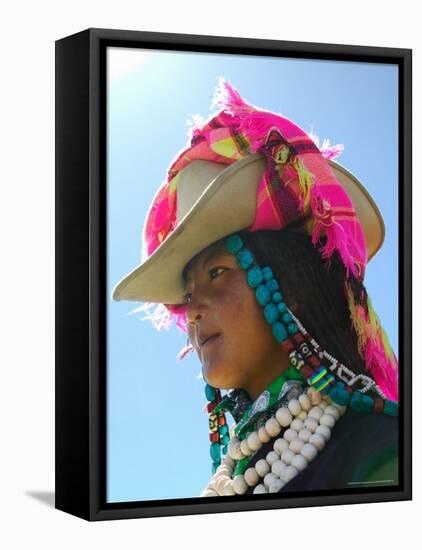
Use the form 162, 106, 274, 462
200, 386, 347, 496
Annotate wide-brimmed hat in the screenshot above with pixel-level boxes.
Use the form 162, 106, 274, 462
112, 152, 384, 304
111, 78, 397, 402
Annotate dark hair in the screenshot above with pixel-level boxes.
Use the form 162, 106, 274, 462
238, 229, 367, 376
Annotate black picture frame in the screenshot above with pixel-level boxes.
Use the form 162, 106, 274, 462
55, 27, 412, 521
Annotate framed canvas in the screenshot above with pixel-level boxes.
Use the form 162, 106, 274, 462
55, 27, 412, 521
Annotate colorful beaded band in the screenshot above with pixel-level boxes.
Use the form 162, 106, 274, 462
204, 384, 230, 473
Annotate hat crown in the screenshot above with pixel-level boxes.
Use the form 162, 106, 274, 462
176, 160, 229, 221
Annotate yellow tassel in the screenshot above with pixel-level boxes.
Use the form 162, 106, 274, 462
345, 283, 368, 355
366, 296, 380, 336
293, 156, 313, 211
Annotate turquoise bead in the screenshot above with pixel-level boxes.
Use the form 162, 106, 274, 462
212, 461, 219, 474
383, 399, 399, 417
210, 442, 221, 462
266, 279, 279, 292
272, 291, 283, 303
205, 384, 216, 401
335, 380, 345, 390
328, 386, 350, 406
219, 424, 228, 435
225, 234, 243, 254
222, 445, 228, 454
277, 302, 287, 314
247, 265, 263, 288
262, 266, 273, 281
256, 285, 271, 305
350, 391, 374, 413
236, 248, 254, 270
272, 321, 288, 343
287, 322, 298, 335
282, 312, 292, 324
264, 303, 279, 324
221, 434, 230, 445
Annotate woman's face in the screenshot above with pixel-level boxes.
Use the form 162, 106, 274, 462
183, 240, 288, 399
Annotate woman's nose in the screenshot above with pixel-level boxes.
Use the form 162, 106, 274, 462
186, 291, 209, 325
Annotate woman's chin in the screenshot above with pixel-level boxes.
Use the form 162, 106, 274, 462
202, 363, 238, 391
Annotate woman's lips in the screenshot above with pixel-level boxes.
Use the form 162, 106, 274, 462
201, 333, 222, 350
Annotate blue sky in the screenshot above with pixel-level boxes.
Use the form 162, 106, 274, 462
106, 47, 398, 503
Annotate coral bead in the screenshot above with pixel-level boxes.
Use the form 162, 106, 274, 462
318, 400, 328, 411
266, 451, 279, 466
247, 431, 263, 451
291, 454, 308, 472
281, 449, 295, 465
280, 465, 299, 483
298, 428, 312, 442
308, 406, 324, 421
269, 479, 286, 493
320, 413, 336, 429
258, 426, 271, 443
288, 399, 302, 416
264, 472, 278, 488
273, 437, 289, 455
303, 417, 319, 433
255, 459, 270, 477
233, 475, 249, 495
289, 437, 305, 454
309, 432, 326, 451
240, 439, 253, 456
299, 394, 311, 411
271, 459, 286, 477
283, 428, 298, 442
244, 467, 259, 487
316, 424, 331, 441
275, 407, 293, 427
228, 438, 244, 460
215, 475, 229, 494
222, 480, 236, 496
222, 455, 235, 469
301, 443, 318, 462
215, 465, 231, 477
265, 417, 281, 437
290, 418, 304, 432
308, 388, 322, 405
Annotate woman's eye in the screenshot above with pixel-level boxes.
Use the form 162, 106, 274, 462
209, 267, 226, 279
183, 293, 192, 304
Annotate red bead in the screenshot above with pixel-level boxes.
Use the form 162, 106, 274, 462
309, 355, 321, 368
301, 366, 314, 379
207, 401, 217, 413
281, 338, 295, 353
218, 415, 226, 426
209, 432, 220, 443
292, 332, 305, 345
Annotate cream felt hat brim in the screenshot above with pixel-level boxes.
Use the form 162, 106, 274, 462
111, 152, 385, 305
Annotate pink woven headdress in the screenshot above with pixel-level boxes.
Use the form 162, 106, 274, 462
135, 78, 398, 402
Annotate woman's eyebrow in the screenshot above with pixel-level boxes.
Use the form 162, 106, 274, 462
184, 248, 229, 285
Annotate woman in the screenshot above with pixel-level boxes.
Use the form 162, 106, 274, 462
112, 79, 399, 496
